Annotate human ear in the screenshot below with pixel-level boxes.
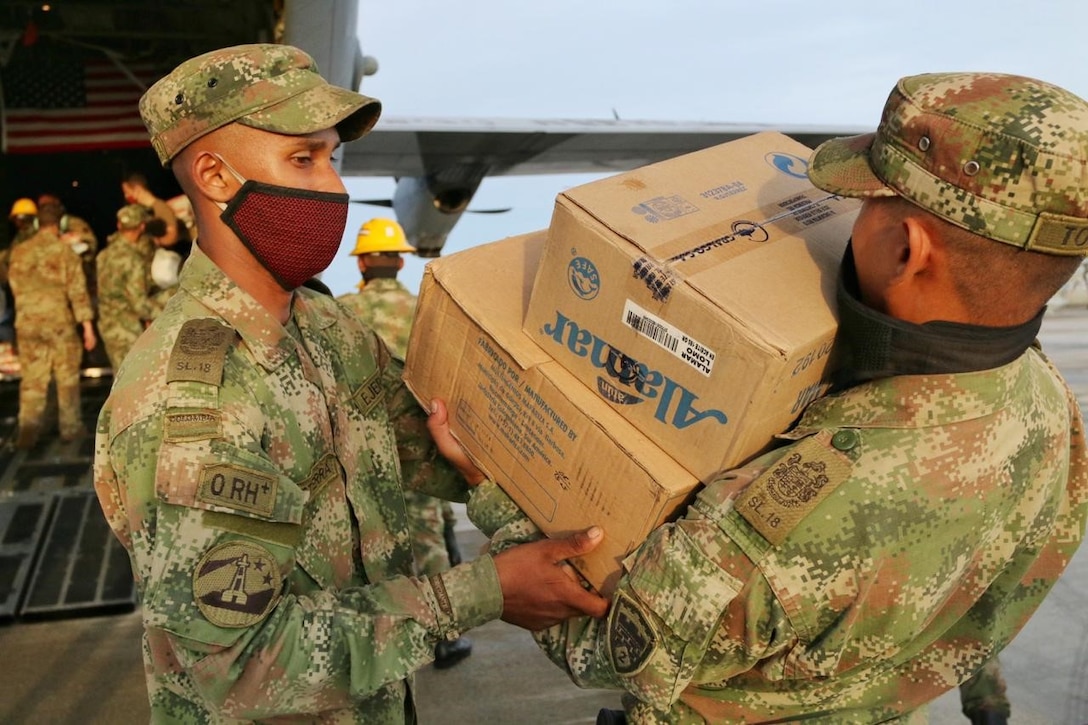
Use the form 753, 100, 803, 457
893, 214, 936, 283
186, 152, 236, 206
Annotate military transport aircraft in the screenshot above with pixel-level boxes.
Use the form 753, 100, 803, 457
0, 0, 863, 258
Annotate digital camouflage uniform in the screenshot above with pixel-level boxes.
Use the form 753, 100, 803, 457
473, 269, 1088, 722
468, 72, 1088, 722
338, 278, 457, 577
95, 248, 502, 722
8, 228, 94, 441
95, 43, 501, 722
96, 206, 156, 370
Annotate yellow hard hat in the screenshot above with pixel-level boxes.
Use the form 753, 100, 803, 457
9, 198, 37, 219
351, 217, 415, 255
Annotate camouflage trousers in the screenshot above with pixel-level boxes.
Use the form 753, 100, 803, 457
959, 656, 1010, 717
15, 328, 84, 440
403, 489, 458, 577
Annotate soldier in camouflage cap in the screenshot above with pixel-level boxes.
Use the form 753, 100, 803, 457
116, 203, 149, 230
95, 43, 607, 723
140, 43, 381, 166
464, 72, 1088, 723
808, 72, 1088, 256
95, 204, 156, 371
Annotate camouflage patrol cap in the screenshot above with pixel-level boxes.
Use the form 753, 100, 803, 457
116, 204, 149, 229
140, 43, 381, 165
809, 72, 1088, 256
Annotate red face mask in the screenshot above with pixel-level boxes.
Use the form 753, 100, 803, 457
214, 156, 349, 291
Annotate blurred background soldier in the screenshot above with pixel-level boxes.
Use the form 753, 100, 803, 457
7, 201, 96, 449
121, 171, 180, 249
7, 198, 38, 246
2, 198, 39, 286
96, 204, 156, 370
37, 193, 97, 259
337, 216, 473, 669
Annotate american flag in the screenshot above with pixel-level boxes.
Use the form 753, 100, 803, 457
1, 50, 163, 154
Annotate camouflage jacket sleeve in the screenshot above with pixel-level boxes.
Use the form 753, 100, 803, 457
526, 462, 791, 712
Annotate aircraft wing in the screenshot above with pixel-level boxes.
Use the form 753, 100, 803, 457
340, 117, 869, 177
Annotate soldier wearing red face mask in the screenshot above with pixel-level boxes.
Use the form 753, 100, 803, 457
93, 44, 609, 723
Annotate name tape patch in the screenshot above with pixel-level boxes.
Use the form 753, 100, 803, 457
164, 410, 222, 441
198, 463, 278, 518
352, 372, 385, 415
300, 453, 340, 493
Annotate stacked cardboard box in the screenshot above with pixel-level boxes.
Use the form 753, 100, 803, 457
404, 132, 859, 593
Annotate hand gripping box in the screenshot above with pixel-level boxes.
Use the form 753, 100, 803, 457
404, 231, 700, 595
525, 132, 859, 482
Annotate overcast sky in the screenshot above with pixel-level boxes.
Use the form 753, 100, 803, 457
322, 0, 1088, 295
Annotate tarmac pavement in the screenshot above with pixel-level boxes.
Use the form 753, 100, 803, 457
1, 305, 1086, 724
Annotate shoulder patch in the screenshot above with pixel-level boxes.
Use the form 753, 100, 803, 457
167, 318, 235, 385
198, 463, 278, 517
609, 591, 657, 676
193, 540, 282, 628
734, 430, 852, 546
299, 453, 341, 493
351, 371, 386, 415
164, 409, 222, 441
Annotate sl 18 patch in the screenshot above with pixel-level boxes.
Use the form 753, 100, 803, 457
167, 318, 235, 385
193, 540, 282, 628
735, 431, 851, 546
609, 591, 657, 676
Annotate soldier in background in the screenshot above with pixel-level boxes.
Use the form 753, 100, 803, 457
8, 201, 96, 449
337, 217, 473, 669
37, 193, 97, 259
7, 198, 38, 246
96, 204, 156, 370
121, 171, 180, 250
2, 198, 39, 287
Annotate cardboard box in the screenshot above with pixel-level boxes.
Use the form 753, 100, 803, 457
404, 231, 700, 594
525, 132, 858, 482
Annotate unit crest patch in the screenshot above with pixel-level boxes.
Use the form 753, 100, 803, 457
609, 591, 657, 676
167, 318, 235, 385
735, 431, 851, 546
193, 541, 282, 628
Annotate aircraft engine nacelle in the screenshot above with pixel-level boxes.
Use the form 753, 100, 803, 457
391, 176, 481, 258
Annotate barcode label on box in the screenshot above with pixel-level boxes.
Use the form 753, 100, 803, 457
622, 300, 716, 377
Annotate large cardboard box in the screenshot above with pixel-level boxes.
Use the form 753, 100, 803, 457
525, 132, 859, 482
404, 231, 700, 594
